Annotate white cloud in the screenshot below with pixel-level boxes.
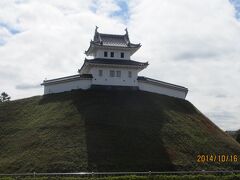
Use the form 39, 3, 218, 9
128, 0, 240, 130
0, 0, 240, 130
90, 0, 120, 16
0, 0, 125, 98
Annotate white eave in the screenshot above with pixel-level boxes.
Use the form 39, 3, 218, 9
85, 42, 141, 56
78, 59, 148, 74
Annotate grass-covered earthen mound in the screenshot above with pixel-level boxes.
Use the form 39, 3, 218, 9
0, 89, 240, 173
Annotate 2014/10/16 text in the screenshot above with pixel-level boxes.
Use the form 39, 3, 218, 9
196, 154, 239, 163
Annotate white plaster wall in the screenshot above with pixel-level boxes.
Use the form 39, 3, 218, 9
44, 79, 92, 94
94, 49, 131, 59
90, 66, 139, 86
138, 81, 187, 99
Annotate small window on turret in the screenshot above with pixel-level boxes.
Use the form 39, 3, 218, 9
99, 70, 103, 77
116, 71, 121, 77
128, 71, 132, 78
111, 52, 114, 57
104, 51, 108, 57
121, 52, 124, 58
110, 70, 115, 77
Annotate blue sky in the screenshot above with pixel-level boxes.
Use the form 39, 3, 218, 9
103, 0, 240, 22
0, 21, 21, 46
90, 0, 130, 23
0, 21, 21, 35
230, 0, 240, 19
110, 0, 240, 22
110, 0, 129, 22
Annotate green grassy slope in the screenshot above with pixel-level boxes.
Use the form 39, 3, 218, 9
227, 130, 240, 143
0, 90, 240, 173
237, 130, 240, 143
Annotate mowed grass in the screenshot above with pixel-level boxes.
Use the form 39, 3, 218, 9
0, 89, 240, 173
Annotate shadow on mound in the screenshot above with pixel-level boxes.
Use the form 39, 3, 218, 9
39, 89, 197, 171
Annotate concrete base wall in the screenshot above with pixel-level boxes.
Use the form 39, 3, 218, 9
44, 79, 92, 94
43, 77, 187, 99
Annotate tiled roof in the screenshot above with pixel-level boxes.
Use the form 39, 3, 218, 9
41, 74, 92, 85
92, 27, 140, 46
85, 58, 148, 66
137, 76, 188, 92
80, 74, 93, 78
93, 33, 140, 48
85, 27, 141, 56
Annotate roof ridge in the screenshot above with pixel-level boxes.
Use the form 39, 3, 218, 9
99, 33, 126, 37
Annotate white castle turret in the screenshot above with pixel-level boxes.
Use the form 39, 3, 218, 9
42, 27, 188, 99
78, 26, 148, 88
85, 26, 141, 59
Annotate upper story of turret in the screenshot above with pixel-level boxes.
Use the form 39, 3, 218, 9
85, 27, 141, 60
